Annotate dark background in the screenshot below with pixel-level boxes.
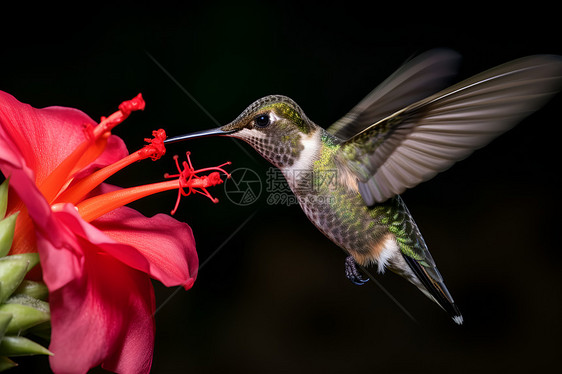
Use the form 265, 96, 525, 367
2, 2, 560, 373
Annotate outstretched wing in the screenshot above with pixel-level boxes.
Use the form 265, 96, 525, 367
337, 55, 562, 205
327, 49, 461, 140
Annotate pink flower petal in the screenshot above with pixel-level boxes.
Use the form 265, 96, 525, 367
92, 205, 198, 289
70, 134, 129, 182
42, 205, 152, 289
0, 122, 65, 250
0, 91, 96, 186
45, 200, 197, 290
40, 233, 154, 374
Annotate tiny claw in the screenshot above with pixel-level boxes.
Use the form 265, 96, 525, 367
344, 256, 369, 285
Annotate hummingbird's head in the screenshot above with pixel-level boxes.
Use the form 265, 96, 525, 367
222, 95, 319, 167
166, 95, 320, 168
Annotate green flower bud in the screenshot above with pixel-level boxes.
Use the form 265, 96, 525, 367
0, 336, 52, 357
14, 281, 49, 301
27, 321, 51, 341
0, 179, 9, 220
0, 214, 18, 259
0, 295, 50, 335
0, 356, 17, 372
0, 253, 39, 304
0, 313, 12, 342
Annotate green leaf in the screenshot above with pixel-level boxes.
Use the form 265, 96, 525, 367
0, 336, 52, 357
3, 253, 40, 272
0, 214, 18, 259
0, 299, 50, 334
0, 254, 41, 304
0, 258, 29, 304
0, 179, 9, 220
0, 313, 13, 341
14, 281, 49, 301
6, 295, 48, 311
27, 321, 51, 341
0, 356, 17, 372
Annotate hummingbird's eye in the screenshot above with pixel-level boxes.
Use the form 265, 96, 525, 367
254, 114, 270, 128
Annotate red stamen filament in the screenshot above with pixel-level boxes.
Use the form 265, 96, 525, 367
37, 94, 146, 205
54, 129, 167, 205
76, 152, 230, 222
76, 179, 179, 223
93, 93, 145, 138
164, 152, 231, 214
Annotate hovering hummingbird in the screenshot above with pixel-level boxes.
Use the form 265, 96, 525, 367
165, 50, 562, 324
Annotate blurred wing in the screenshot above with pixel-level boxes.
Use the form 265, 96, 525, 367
338, 55, 562, 205
327, 49, 461, 140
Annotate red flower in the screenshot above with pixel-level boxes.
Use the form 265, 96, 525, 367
0, 91, 229, 373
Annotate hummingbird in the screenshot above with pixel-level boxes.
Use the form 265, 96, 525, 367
165, 50, 562, 324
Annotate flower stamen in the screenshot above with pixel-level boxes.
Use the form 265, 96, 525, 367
164, 152, 231, 214
54, 129, 167, 206
93, 94, 146, 138
38, 94, 145, 204
75, 152, 230, 222
138, 129, 167, 161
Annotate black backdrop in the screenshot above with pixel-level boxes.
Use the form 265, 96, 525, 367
1, 2, 560, 373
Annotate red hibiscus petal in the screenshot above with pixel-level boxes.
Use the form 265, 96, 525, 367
39, 233, 154, 374
70, 134, 129, 183
0, 122, 66, 251
0, 91, 96, 186
45, 200, 197, 290
42, 205, 152, 288
61, 180, 198, 288
92, 205, 198, 289
37, 205, 158, 373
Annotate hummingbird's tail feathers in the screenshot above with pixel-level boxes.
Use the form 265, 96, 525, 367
402, 254, 463, 325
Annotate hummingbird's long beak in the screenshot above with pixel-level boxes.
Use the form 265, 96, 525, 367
164, 126, 236, 144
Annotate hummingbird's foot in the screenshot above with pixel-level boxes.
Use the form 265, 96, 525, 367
344, 256, 369, 285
